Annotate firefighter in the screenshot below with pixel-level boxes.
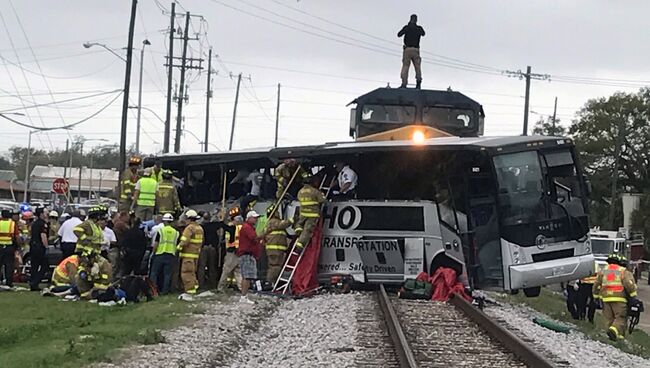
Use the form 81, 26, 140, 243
294, 175, 326, 253
120, 156, 141, 212
73, 206, 106, 256
593, 254, 638, 341
177, 209, 204, 296
20, 211, 34, 246
150, 159, 164, 183
156, 170, 181, 216
0, 209, 19, 288
132, 172, 158, 221
217, 207, 243, 292
263, 204, 293, 284
274, 159, 309, 200
51, 254, 82, 287
48, 210, 60, 245
150, 213, 179, 294
578, 264, 598, 323
76, 252, 112, 299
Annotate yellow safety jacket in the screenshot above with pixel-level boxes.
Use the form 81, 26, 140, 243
0, 219, 15, 246
77, 256, 112, 294
136, 177, 157, 207
150, 169, 163, 183
156, 179, 180, 214
226, 224, 241, 250
264, 217, 292, 251
298, 184, 326, 218
581, 263, 598, 284
121, 168, 138, 200
156, 225, 179, 255
74, 220, 103, 256
593, 263, 637, 303
178, 222, 204, 259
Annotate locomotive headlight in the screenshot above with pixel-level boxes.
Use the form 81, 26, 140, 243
513, 250, 520, 264
412, 130, 425, 145
584, 240, 591, 254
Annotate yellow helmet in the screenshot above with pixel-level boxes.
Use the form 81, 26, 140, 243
185, 209, 199, 219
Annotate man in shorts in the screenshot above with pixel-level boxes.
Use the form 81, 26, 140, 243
236, 210, 262, 304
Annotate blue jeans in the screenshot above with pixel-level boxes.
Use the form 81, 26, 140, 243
150, 253, 175, 294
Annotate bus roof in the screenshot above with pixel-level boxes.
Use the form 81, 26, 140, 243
150, 135, 573, 169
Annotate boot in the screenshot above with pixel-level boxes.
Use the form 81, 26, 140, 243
399, 83, 407, 88
415, 80, 422, 89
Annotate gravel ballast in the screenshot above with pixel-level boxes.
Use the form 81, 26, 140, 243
486, 303, 650, 368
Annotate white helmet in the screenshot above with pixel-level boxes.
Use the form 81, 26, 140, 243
49, 210, 59, 218
162, 213, 174, 222
185, 209, 199, 219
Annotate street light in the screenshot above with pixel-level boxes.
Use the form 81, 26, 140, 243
23, 126, 72, 203
82, 42, 126, 62
136, 39, 151, 154
130, 105, 164, 124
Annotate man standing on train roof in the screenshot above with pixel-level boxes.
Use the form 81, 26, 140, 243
398, 14, 425, 89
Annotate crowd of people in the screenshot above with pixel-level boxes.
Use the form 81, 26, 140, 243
0, 156, 358, 304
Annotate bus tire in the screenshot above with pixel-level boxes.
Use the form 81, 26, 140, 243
523, 286, 541, 297
429, 253, 462, 277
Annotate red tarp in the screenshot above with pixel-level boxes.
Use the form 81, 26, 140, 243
291, 220, 323, 296
416, 268, 472, 302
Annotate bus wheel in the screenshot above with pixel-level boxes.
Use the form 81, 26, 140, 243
523, 286, 541, 297
429, 253, 462, 277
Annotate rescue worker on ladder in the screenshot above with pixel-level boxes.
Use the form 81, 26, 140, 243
294, 175, 326, 253
274, 159, 309, 200
132, 172, 158, 221
263, 204, 293, 284
156, 170, 181, 216
593, 253, 638, 341
0, 209, 19, 288
177, 209, 204, 298
120, 156, 141, 212
217, 207, 243, 292
73, 206, 106, 256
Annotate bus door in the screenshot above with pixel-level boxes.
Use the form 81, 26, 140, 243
466, 167, 503, 289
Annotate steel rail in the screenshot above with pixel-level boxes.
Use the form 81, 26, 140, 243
377, 285, 419, 368
450, 293, 555, 368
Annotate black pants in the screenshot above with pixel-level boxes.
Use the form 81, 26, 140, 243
566, 284, 579, 319
0, 246, 15, 287
577, 283, 596, 322
120, 253, 144, 277
29, 245, 48, 290
60, 242, 76, 259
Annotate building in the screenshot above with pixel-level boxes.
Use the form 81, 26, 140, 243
0, 170, 23, 201
28, 165, 119, 202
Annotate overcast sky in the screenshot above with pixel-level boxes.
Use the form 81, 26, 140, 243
1, 0, 649, 162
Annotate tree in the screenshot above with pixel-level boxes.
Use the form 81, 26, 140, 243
532, 116, 566, 136
0, 156, 12, 170
569, 88, 650, 228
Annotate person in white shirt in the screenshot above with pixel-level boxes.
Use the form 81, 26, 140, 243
100, 220, 117, 258
333, 161, 358, 199
57, 210, 84, 259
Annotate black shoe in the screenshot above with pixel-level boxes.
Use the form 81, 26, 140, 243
30, 287, 41, 292
399, 84, 407, 88
415, 81, 422, 89
607, 328, 617, 341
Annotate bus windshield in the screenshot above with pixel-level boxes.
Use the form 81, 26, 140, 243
493, 147, 588, 247
591, 238, 613, 255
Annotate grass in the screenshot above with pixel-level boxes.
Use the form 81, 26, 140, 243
0, 291, 200, 368
498, 287, 650, 359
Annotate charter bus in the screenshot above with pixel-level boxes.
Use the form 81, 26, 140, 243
149, 88, 594, 296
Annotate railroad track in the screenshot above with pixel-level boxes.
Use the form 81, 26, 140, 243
374, 285, 555, 368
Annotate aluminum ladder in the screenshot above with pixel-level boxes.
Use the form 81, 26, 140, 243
272, 241, 306, 295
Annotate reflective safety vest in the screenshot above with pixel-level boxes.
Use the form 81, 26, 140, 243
0, 219, 15, 245
156, 180, 179, 213
150, 169, 163, 183
581, 263, 599, 284
137, 177, 157, 207
156, 225, 179, 255
600, 264, 631, 303
298, 185, 324, 218
226, 224, 242, 249
178, 223, 204, 259
264, 217, 291, 252
53, 255, 79, 285
74, 221, 103, 255
121, 169, 138, 200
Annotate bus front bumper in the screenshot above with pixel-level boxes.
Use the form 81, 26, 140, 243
509, 254, 595, 290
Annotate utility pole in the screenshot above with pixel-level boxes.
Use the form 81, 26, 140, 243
204, 47, 212, 153
23, 131, 32, 203
174, 12, 191, 154
609, 123, 627, 229
118, 0, 137, 200
274, 83, 281, 147
77, 142, 84, 204
135, 39, 150, 153
551, 96, 558, 134
166, 11, 203, 153
229, 73, 242, 150
163, 2, 175, 154
63, 139, 69, 180
503, 66, 550, 136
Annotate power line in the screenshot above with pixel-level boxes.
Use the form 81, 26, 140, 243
0, 53, 118, 80
0, 88, 123, 113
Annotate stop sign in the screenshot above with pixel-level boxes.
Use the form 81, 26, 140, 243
52, 178, 69, 194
